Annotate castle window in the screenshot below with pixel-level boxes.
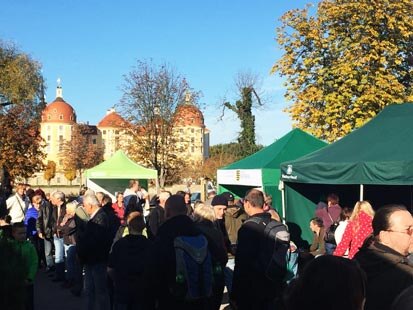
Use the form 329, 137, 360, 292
191, 137, 194, 143
59, 159, 63, 166
59, 114, 63, 120
47, 135, 51, 141
57, 177, 61, 184
47, 115, 51, 120
103, 130, 106, 135
53, 109, 57, 113
180, 137, 183, 142
59, 125, 63, 132
47, 125, 51, 131
92, 139, 97, 144
191, 128, 194, 133
191, 146, 194, 153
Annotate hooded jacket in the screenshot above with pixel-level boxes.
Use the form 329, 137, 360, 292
354, 241, 413, 310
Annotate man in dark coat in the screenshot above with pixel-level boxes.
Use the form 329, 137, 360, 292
143, 195, 219, 310
77, 194, 112, 310
147, 191, 170, 239
36, 194, 54, 272
50, 191, 66, 281
231, 189, 284, 310
354, 204, 413, 310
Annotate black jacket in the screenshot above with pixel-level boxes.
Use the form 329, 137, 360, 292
143, 215, 218, 310
354, 241, 413, 310
232, 212, 283, 309
36, 200, 54, 239
77, 208, 112, 265
148, 205, 165, 238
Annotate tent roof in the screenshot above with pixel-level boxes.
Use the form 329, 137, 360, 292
85, 150, 157, 179
221, 128, 327, 170
281, 103, 413, 185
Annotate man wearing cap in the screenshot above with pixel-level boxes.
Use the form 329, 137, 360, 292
231, 189, 283, 310
211, 194, 232, 253
223, 192, 247, 254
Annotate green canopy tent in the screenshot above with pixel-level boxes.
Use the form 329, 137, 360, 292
85, 150, 157, 199
280, 103, 413, 244
217, 129, 327, 217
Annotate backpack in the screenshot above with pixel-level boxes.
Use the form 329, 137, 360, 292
245, 217, 290, 281
171, 234, 219, 302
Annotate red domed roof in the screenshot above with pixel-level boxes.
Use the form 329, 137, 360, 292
41, 97, 76, 124
174, 104, 204, 127
98, 110, 128, 127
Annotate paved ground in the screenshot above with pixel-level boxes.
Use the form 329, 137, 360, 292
34, 269, 230, 310
34, 270, 85, 310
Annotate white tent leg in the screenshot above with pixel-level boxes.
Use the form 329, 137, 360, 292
360, 184, 364, 201
279, 180, 286, 224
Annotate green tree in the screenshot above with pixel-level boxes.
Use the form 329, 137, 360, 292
273, 0, 413, 142
222, 72, 263, 157
0, 41, 46, 183
119, 59, 201, 187
43, 161, 56, 185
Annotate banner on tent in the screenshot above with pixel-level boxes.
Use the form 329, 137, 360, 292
217, 169, 262, 186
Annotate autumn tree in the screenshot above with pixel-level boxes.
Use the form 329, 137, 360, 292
201, 144, 240, 181
43, 161, 56, 185
222, 71, 264, 157
273, 0, 413, 142
60, 123, 104, 185
64, 169, 77, 185
119, 60, 201, 187
0, 41, 46, 185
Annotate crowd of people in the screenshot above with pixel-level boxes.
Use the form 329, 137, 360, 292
1, 182, 413, 310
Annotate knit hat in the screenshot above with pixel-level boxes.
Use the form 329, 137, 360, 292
211, 194, 228, 207
221, 192, 234, 202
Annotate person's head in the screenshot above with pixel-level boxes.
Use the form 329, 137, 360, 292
184, 192, 191, 204
165, 195, 188, 219
310, 217, 324, 233
373, 205, 413, 256
158, 191, 171, 207
193, 203, 216, 223
11, 222, 27, 242
82, 194, 100, 216
50, 191, 65, 207
211, 194, 228, 219
116, 192, 124, 204
221, 192, 235, 207
350, 201, 375, 221
31, 195, 42, 210
66, 201, 78, 216
340, 206, 353, 221
34, 188, 46, 200
127, 211, 145, 234
101, 194, 112, 207
327, 193, 339, 206
96, 192, 104, 204
129, 179, 139, 192
15, 183, 25, 197
243, 189, 264, 216
286, 255, 366, 310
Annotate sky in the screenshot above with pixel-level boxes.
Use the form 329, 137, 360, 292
0, 0, 312, 146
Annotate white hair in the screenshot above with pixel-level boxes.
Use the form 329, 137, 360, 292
159, 191, 171, 202
51, 191, 65, 202
83, 194, 100, 207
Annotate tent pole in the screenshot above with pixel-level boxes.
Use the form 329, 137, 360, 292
279, 181, 286, 224
360, 184, 364, 201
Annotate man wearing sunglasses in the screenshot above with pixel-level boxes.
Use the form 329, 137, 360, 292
354, 204, 413, 310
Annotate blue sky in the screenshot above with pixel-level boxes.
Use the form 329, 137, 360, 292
1, 0, 312, 146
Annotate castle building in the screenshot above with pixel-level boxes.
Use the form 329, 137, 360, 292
29, 82, 209, 186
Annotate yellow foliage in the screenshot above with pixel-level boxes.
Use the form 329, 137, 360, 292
274, 0, 413, 142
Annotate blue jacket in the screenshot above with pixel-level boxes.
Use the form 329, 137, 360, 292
24, 206, 39, 237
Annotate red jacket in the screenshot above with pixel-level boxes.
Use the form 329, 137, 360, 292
334, 211, 373, 259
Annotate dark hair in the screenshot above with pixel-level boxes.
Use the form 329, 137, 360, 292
11, 222, 26, 230
285, 256, 366, 310
165, 195, 187, 218
127, 211, 145, 233
244, 189, 264, 208
340, 207, 353, 221
310, 217, 324, 228
372, 204, 407, 236
327, 193, 339, 205
175, 190, 186, 197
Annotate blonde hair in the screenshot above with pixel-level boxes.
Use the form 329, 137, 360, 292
350, 201, 375, 233
193, 203, 216, 222
66, 201, 78, 214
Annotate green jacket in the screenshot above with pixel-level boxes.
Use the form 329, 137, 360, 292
11, 239, 38, 282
